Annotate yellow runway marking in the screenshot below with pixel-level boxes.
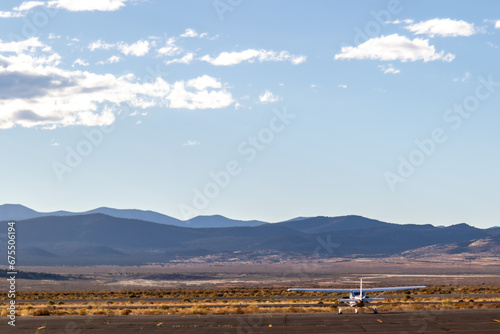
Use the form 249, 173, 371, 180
37, 326, 46, 330
493, 319, 500, 323
377, 319, 383, 323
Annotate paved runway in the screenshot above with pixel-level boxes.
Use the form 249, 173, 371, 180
3, 309, 500, 333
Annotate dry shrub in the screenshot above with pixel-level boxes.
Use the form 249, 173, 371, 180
33, 308, 51, 316
120, 308, 132, 315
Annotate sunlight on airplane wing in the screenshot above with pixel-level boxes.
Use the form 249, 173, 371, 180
288, 286, 426, 293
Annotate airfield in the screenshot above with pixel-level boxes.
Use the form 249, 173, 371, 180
2, 310, 500, 333
1, 258, 499, 333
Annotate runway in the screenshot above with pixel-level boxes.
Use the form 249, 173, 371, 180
3, 309, 500, 333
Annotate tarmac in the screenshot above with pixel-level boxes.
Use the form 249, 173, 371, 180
2, 309, 500, 333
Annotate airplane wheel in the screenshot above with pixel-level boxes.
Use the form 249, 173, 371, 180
373, 307, 378, 314
338, 308, 342, 314
355, 308, 358, 314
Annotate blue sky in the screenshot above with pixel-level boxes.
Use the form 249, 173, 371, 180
0, 0, 499, 227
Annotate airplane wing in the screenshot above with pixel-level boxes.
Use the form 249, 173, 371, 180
288, 286, 426, 293
360, 286, 426, 292
288, 288, 360, 293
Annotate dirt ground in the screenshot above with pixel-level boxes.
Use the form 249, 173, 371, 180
6, 256, 500, 291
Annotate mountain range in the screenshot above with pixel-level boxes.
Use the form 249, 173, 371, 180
0, 204, 265, 228
0, 204, 498, 266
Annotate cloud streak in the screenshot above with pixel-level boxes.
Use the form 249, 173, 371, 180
378, 64, 400, 74
89, 39, 151, 57
334, 34, 455, 62
201, 49, 306, 66
404, 18, 478, 37
259, 90, 281, 104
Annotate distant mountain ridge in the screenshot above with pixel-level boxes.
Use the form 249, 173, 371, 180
0, 204, 266, 228
0, 211, 497, 266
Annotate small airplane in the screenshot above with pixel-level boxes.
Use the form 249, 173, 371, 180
288, 279, 426, 314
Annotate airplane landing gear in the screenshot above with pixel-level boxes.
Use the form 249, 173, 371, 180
338, 308, 343, 314
354, 308, 359, 314
373, 307, 378, 314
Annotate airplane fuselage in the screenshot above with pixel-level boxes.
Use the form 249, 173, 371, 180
347, 292, 366, 307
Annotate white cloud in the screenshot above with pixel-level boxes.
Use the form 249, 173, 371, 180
0, 37, 45, 53
496, 20, 500, 29
290, 55, 307, 65
179, 28, 209, 39
97, 55, 122, 65
378, 64, 400, 74
48, 33, 61, 39
0, 11, 24, 18
187, 75, 221, 90
183, 140, 200, 146
8, 0, 131, 12
487, 42, 498, 49
405, 18, 478, 37
72, 58, 89, 67
334, 34, 455, 62
89, 39, 151, 57
47, 0, 129, 11
89, 40, 115, 51
338, 84, 347, 89
0, 38, 234, 129
14, 1, 45, 11
201, 49, 307, 66
259, 90, 281, 104
386, 19, 414, 25
453, 71, 470, 82
167, 81, 233, 110
118, 40, 150, 57
165, 52, 194, 65
180, 28, 198, 38
158, 38, 181, 56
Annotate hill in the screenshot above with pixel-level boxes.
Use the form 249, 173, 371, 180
0, 204, 267, 228
0, 214, 493, 266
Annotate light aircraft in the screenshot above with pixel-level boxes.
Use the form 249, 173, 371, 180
288, 279, 426, 314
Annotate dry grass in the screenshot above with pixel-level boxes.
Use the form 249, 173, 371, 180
7, 300, 499, 317
3, 285, 499, 317
3, 285, 499, 301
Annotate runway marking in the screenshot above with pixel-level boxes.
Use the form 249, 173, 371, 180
493, 319, 500, 323
377, 319, 383, 323
156, 322, 164, 327
37, 326, 46, 330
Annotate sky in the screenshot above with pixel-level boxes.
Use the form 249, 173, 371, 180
0, 0, 499, 228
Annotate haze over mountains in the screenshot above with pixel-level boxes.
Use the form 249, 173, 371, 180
1, 204, 499, 266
